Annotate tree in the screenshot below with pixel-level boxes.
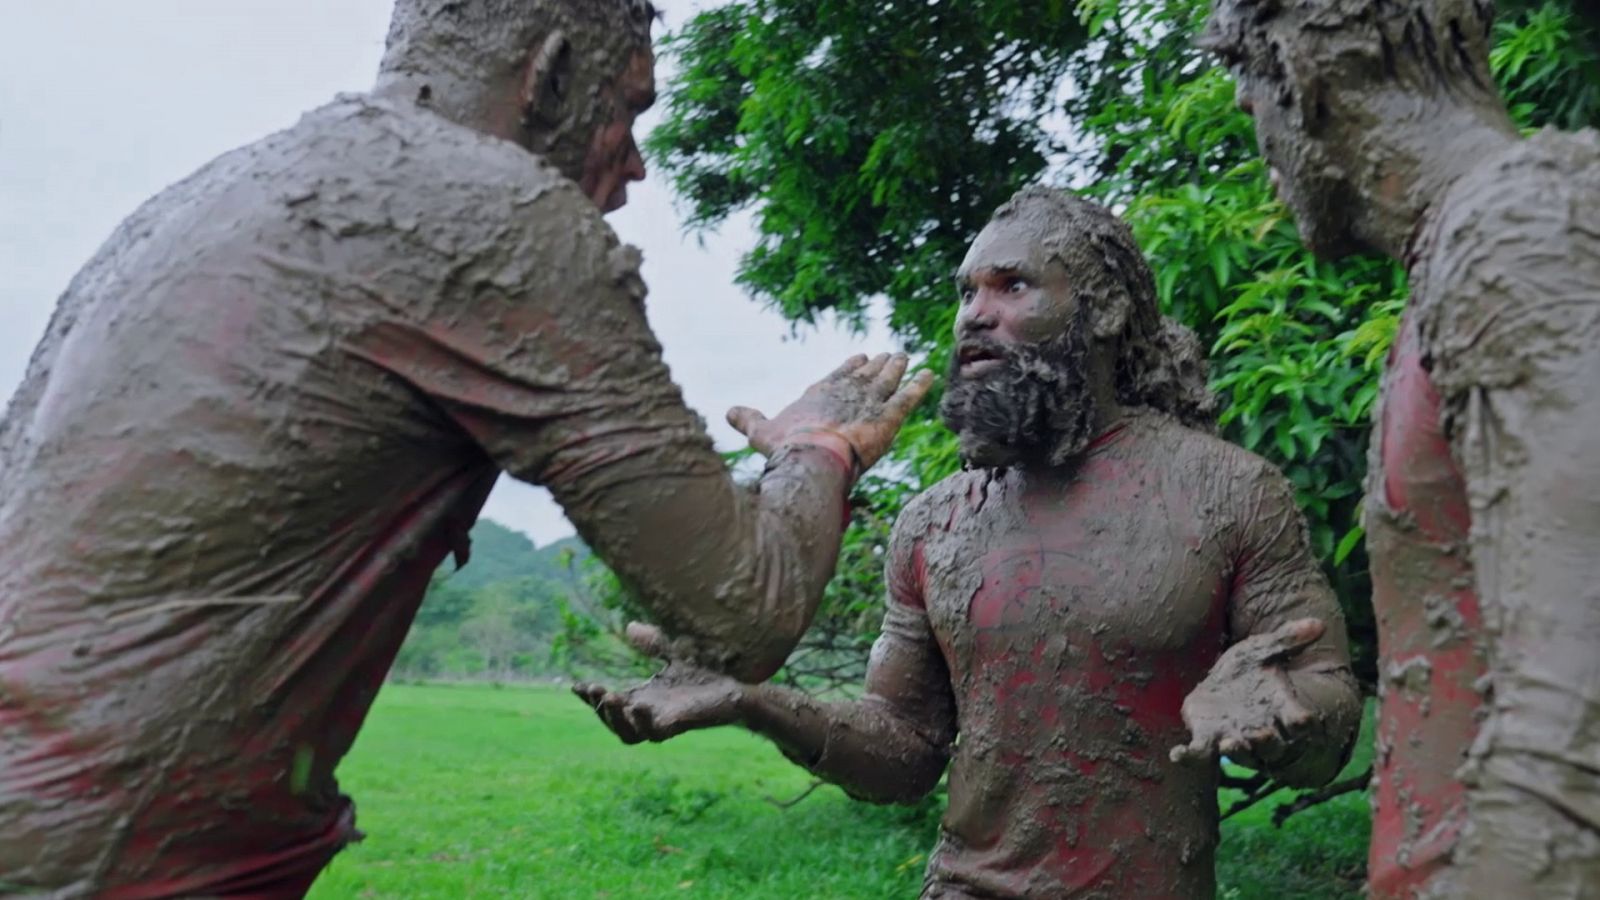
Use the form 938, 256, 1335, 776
647, 0, 1600, 692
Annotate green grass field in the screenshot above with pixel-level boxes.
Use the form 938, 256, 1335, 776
308, 683, 1370, 899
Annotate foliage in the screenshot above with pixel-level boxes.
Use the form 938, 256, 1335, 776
648, 0, 1600, 691
648, 1, 1088, 341
310, 682, 1370, 899
393, 521, 600, 681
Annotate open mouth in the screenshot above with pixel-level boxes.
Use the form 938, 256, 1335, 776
956, 343, 1005, 375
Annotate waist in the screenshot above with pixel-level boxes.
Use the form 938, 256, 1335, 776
934, 748, 1217, 898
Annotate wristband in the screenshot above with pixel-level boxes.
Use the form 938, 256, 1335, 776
782, 427, 865, 481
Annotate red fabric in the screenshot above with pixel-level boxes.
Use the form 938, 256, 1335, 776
898, 418, 1333, 898
1366, 313, 1485, 898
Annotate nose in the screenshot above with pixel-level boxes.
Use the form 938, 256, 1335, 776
1235, 82, 1254, 115
956, 293, 1000, 340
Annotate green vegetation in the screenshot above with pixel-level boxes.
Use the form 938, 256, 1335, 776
379, 4, 1600, 894
311, 684, 1372, 899
394, 521, 602, 681
645, 0, 1600, 690
309, 683, 932, 899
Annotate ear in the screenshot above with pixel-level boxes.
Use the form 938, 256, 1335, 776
1089, 289, 1131, 341
520, 30, 573, 130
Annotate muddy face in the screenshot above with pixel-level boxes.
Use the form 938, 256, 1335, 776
1208, 8, 1365, 259
940, 218, 1098, 468
577, 48, 655, 214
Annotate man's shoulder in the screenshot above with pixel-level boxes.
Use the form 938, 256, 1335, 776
308, 95, 581, 207
1131, 415, 1294, 517
892, 469, 992, 535
1431, 127, 1600, 264
1132, 412, 1276, 477
1410, 128, 1600, 412
287, 96, 634, 286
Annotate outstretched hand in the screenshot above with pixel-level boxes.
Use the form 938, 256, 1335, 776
726, 353, 935, 475
572, 623, 747, 745
1169, 618, 1325, 771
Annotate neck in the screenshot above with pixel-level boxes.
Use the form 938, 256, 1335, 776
371, 71, 514, 142
1018, 354, 1126, 478
1348, 95, 1518, 261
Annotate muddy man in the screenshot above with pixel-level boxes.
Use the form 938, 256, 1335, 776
0, 1, 932, 895
1202, 0, 1600, 896
577, 188, 1362, 899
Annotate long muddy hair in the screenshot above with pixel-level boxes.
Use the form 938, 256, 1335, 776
990, 186, 1219, 432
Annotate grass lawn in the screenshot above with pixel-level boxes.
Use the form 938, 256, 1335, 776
309, 683, 1371, 899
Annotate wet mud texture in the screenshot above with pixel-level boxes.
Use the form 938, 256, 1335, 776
1199, 1, 1600, 893
376, 0, 656, 182
1362, 309, 1487, 897
1408, 127, 1600, 900
0, 94, 851, 895
746, 412, 1360, 899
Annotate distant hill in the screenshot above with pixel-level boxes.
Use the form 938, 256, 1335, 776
435, 520, 589, 590
398, 520, 598, 680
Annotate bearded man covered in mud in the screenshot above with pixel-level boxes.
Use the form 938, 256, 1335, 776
576, 187, 1363, 899
1202, 1, 1600, 896
0, 1, 933, 895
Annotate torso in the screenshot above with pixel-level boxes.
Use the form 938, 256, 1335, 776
0, 96, 555, 894
900, 414, 1269, 899
1363, 310, 1485, 898
1373, 126, 1600, 897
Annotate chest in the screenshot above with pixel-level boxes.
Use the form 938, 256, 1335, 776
917, 465, 1233, 678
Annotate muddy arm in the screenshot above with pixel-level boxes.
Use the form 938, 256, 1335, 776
1423, 166, 1600, 897
740, 523, 954, 803
577, 618, 956, 804
575, 525, 957, 803
740, 600, 957, 804
354, 177, 927, 682
1185, 464, 1362, 788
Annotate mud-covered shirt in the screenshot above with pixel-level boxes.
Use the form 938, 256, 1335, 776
0, 95, 848, 896
1405, 126, 1600, 896
882, 413, 1354, 899
1363, 309, 1486, 898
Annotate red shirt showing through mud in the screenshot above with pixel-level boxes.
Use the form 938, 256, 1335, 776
1364, 311, 1485, 898
850, 413, 1354, 898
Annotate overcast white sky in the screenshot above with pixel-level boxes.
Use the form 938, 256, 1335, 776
0, 0, 898, 546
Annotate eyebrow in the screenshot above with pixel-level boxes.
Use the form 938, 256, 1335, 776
953, 261, 1043, 288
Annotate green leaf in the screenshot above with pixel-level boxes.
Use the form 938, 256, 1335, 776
1335, 526, 1366, 565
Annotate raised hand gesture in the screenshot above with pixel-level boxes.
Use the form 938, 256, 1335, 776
727, 353, 934, 475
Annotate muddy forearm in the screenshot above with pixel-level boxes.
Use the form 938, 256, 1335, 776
739, 682, 952, 805
563, 441, 851, 683
1229, 463, 1363, 788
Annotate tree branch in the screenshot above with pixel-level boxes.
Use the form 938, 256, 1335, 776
1271, 767, 1373, 828
1220, 774, 1280, 822
765, 779, 827, 810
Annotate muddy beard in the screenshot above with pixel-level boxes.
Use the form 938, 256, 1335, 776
939, 311, 1098, 470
